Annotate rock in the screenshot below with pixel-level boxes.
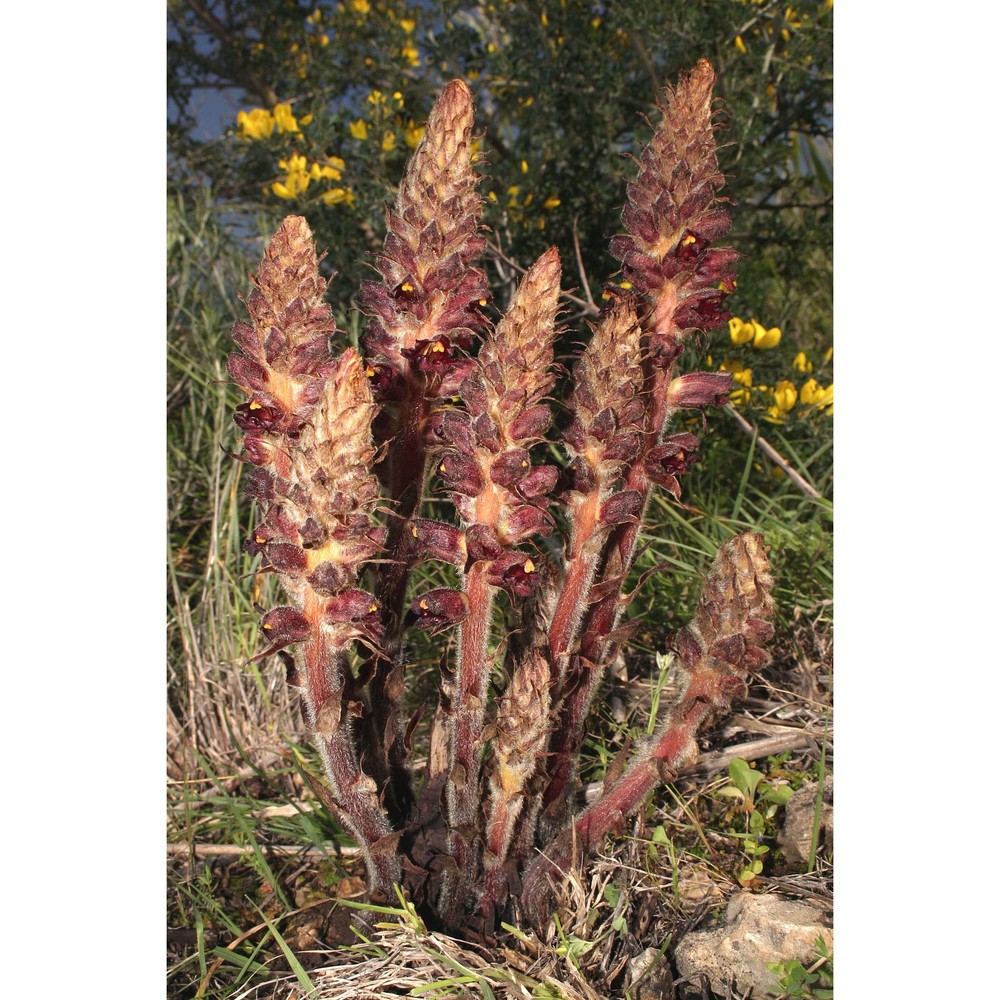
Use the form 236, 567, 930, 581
676, 867, 726, 906
778, 777, 833, 870
673, 891, 832, 997
628, 946, 675, 1000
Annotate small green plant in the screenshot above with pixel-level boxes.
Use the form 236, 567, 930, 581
717, 757, 792, 885
767, 936, 833, 999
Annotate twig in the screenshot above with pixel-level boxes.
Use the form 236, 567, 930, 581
723, 403, 823, 500
684, 731, 817, 777
582, 730, 815, 804
167, 842, 361, 858
571, 217, 597, 311
485, 238, 597, 316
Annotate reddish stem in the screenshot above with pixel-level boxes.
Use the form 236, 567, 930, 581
364, 382, 431, 825
301, 597, 399, 903
441, 559, 496, 918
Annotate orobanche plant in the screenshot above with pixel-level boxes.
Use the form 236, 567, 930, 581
227, 60, 774, 939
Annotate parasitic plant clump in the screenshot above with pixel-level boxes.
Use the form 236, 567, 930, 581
228, 60, 775, 939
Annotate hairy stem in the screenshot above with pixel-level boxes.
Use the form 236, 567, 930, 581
441, 560, 496, 920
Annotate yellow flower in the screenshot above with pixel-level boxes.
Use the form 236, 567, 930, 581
272, 154, 311, 199
729, 316, 755, 345
521, 160, 529, 174
281, 154, 308, 173
400, 18, 416, 34
272, 179, 301, 200
401, 42, 419, 66
320, 186, 355, 206
367, 90, 385, 107
720, 359, 753, 387
792, 351, 813, 373
313, 156, 345, 182
752, 320, 781, 349
772, 379, 797, 412
823, 345, 833, 364
404, 121, 425, 148
349, 119, 369, 141
735, 34, 747, 54
800, 379, 833, 409
543, 196, 561, 210
273, 103, 300, 134
350, 0, 370, 14
237, 107, 275, 140
381, 130, 397, 152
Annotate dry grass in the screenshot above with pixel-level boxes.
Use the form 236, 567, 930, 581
168, 604, 831, 999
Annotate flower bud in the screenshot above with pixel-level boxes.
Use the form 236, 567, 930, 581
437, 452, 484, 496
599, 490, 644, 526
259, 606, 312, 648
227, 353, 269, 391
465, 523, 504, 563
324, 589, 380, 624
645, 433, 700, 498
488, 553, 540, 597
667, 371, 733, 410
410, 518, 467, 566
410, 588, 470, 632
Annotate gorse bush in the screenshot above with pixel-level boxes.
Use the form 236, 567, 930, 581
226, 62, 776, 940
170, 1, 832, 341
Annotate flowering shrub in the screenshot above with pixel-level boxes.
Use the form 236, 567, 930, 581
715, 314, 833, 423
227, 62, 775, 940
